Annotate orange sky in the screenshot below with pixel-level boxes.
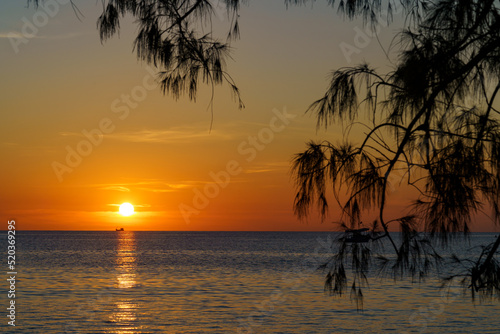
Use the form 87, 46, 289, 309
1, 1, 498, 232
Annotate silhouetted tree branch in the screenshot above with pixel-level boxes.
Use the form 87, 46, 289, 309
29, 0, 245, 114
27, 0, 500, 307
292, 0, 500, 307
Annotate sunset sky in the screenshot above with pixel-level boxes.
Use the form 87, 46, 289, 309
1, 0, 497, 231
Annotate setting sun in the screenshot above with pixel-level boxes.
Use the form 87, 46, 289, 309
118, 203, 135, 216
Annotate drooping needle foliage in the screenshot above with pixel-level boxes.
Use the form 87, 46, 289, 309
29, 0, 246, 111
28, 0, 500, 307
292, 0, 500, 307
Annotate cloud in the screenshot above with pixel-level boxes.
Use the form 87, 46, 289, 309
136, 187, 175, 193
244, 161, 290, 174
101, 185, 130, 192
0, 31, 86, 40
244, 168, 275, 174
59, 127, 236, 144
95, 180, 198, 193
0, 32, 19, 39
58, 120, 281, 145
105, 128, 233, 143
108, 203, 151, 208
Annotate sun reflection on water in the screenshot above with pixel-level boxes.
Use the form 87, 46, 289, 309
107, 231, 140, 333
115, 231, 138, 289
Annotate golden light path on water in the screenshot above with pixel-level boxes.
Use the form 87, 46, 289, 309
13, 231, 500, 332
108, 231, 140, 333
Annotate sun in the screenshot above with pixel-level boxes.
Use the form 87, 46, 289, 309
118, 202, 135, 216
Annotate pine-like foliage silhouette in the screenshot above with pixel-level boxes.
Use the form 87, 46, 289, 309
30, 0, 245, 112
28, 0, 500, 306
292, 0, 500, 307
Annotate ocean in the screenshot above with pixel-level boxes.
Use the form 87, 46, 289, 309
1, 231, 499, 333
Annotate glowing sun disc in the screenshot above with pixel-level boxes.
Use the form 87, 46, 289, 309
119, 203, 135, 216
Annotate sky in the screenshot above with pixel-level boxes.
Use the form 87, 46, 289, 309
1, 0, 497, 231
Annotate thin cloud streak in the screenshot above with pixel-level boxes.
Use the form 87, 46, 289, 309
108, 203, 151, 208
101, 185, 131, 192
0, 31, 86, 40
244, 161, 290, 174
95, 180, 199, 193
106, 129, 233, 143
59, 128, 234, 144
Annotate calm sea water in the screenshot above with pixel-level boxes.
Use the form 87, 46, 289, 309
1, 231, 499, 333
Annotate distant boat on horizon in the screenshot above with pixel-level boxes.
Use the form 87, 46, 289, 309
116, 227, 124, 231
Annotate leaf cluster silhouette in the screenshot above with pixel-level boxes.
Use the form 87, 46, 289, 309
27, 0, 500, 306
292, 0, 500, 305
